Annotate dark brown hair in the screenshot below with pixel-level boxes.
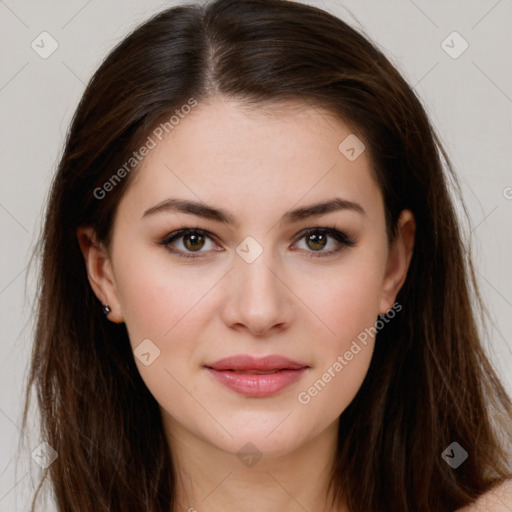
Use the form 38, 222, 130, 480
23, 0, 512, 510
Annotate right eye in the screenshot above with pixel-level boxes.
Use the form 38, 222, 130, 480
159, 228, 220, 259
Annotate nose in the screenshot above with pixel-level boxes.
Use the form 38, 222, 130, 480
220, 250, 295, 337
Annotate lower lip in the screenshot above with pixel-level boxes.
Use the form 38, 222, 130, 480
206, 368, 307, 398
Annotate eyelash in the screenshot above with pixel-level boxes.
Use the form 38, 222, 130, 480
158, 225, 356, 260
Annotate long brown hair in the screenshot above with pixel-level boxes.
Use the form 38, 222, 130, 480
23, 0, 512, 510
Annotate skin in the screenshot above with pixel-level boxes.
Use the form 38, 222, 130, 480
78, 96, 416, 511
458, 480, 512, 512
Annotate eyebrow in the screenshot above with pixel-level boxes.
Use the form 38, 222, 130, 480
141, 197, 365, 225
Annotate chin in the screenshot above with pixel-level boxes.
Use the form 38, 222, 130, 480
199, 412, 320, 459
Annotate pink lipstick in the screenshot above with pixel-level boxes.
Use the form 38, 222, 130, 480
205, 355, 308, 398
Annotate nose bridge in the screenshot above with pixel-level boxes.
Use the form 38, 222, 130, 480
222, 237, 294, 334
238, 247, 279, 300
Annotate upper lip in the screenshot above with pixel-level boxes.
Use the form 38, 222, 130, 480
205, 355, 308, 371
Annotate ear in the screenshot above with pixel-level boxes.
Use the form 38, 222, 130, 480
76, 226, 124, 323
378, 209, 415, 315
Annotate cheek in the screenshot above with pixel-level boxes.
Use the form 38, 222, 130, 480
323, 276, 380, 333
302, 251, 386, 350
294, 266, 383, 420
113, 256, 214, 424
113, 245, 218, 345
291, 250, 384, 414
112, 248, 225, 408
295, 338, 374, 436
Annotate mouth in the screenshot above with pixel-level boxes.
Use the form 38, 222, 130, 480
204, 355, 309, 398
218, 369, 286, 374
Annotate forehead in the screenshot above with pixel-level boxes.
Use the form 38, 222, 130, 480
120, 97, 381, 223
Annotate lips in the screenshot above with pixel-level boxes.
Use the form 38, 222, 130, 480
205, 355, 308, 398
206, 354, 306, 371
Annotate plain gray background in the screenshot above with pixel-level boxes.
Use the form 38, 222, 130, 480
1, 0, 511, 509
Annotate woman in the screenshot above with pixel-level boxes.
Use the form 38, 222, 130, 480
23, 0, 512, 510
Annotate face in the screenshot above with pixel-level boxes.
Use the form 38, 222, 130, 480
79, 97, 414, 461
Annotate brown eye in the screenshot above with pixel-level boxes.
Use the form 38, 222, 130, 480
159, 228, 217, 259
182, 232, 205, 251
305, 232, 328, 251
294, 227, 356, 258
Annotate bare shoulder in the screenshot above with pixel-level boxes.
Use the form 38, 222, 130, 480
456, 479, 512, 512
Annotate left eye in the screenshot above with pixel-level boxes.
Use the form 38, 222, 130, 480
293, 227, 355, 256
159, 227, 355, 259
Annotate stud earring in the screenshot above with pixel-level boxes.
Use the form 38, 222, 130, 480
102, 304, 112, 316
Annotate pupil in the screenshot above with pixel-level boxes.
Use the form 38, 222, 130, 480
308, 233, 326, 250
185, 234, 204, 251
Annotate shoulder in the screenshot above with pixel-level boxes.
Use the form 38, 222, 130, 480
456, 479, 512, 512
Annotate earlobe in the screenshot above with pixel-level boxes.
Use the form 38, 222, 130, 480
378, 209, 416, 315
76, 226, 124, 323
